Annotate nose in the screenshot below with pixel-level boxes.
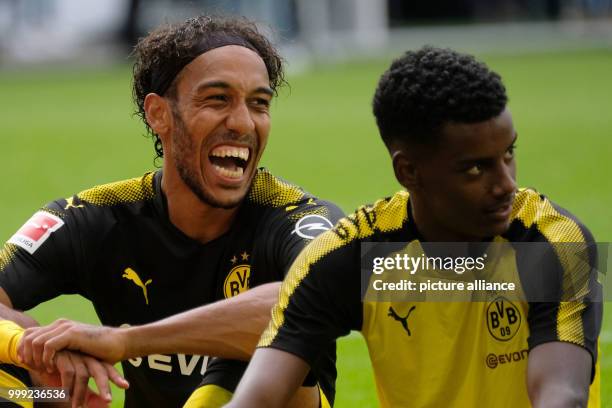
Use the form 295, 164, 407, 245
491, 162, 517, 198
225, 102, 255, 136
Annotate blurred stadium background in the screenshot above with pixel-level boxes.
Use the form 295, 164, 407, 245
1, 0, 611, 406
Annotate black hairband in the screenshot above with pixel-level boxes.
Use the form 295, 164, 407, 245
150, 32, 259, 96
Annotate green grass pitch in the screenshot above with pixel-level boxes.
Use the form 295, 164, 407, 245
1, 48, 610, 406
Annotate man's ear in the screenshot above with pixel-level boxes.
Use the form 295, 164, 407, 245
392, 150, 420, 191
144, 93, 172, 143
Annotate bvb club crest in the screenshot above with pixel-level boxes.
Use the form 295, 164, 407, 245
486, 296, 522, 341
224, 252, 251, 298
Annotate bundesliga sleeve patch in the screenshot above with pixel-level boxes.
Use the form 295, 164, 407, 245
8, 211, 64, 254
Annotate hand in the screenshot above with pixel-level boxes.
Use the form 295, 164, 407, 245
18, 319, 127, 372
31, 350, 129, 408
31, 367, 107, 408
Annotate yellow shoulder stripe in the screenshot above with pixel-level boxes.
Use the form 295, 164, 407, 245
0, 244, 18, 272
247, 169, 305, 207
513, 188, 589, 346
77, 172, 156, 206
513, 189, 585, 243
260, 191, 409, 347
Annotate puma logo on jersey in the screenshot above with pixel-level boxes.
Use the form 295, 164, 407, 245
388, 306, 416, 336
123, 267, 152, 305
64, 197, 84, 210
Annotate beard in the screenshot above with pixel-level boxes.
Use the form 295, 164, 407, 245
171, 110, 243, 210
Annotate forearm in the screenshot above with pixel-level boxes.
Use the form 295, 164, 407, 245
0, 290, 38, 328
527, 342, 591, 408
228, 348, 310, 408
529, 382, 588, 408
124, 282, 280, 360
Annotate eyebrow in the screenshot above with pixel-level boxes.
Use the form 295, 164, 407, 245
195, 80, 274, 96
455, 134, 518, 165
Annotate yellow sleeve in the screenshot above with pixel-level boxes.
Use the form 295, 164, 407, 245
319, 385, 332, 408
183, 384, 233, 408
183, 383, 332, 408
0, 368, 33, 408
0, 320, 27, 368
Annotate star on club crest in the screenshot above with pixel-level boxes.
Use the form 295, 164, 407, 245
225, 251, 251, 298
230, 252, 250, 265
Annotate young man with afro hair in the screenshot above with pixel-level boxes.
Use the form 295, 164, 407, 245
228, 46, 602, 408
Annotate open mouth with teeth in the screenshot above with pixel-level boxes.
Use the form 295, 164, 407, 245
208, 145, 250, 180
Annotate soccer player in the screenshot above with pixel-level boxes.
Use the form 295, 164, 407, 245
0, 15, 342, 407
227, 47, 602, 408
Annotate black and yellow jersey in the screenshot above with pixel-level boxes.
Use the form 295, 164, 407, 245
260, 188, 602, 408
0, 169, 344, 408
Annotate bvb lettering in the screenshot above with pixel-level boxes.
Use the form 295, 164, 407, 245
486, 297, 522, 341
224, 265, 251, 298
